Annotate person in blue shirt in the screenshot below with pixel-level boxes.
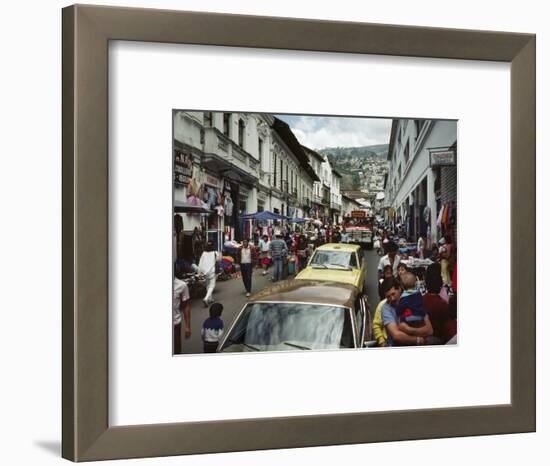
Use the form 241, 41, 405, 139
379, 278, 433, 347
201, 302, 224, 353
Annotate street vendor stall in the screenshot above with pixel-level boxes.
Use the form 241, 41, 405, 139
240, 210, 290, 241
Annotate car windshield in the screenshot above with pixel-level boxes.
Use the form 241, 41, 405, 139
310, 250, 357, 269
220, 302, 354, 352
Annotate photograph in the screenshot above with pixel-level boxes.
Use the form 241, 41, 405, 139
172, 111, 458, 354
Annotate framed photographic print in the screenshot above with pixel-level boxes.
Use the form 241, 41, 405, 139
62, 4, 535, 462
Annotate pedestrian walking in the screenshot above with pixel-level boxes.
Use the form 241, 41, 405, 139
269, 231, 288, 282
296, 234, 309, 272
341, 228, 349, 244
239, 238, 254, 297
201, 302, 224, 353
198, 241, 220, 307
258, 234, 271, 276
173, 262, 191, 354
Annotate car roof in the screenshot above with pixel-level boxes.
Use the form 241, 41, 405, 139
315, 243, 361, 252
250, 279, 359, 308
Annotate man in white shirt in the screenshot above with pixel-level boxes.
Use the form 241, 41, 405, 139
198, 241, 221, 306
173, 264, 191, 354
377, 240, 401, 279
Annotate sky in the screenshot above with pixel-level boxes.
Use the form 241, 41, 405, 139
276, 114, 392, 150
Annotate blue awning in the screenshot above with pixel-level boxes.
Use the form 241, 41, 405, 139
240, 210, 289, 221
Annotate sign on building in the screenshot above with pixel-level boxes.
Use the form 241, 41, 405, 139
429, 148, 456, 167
174, 150, 192, 186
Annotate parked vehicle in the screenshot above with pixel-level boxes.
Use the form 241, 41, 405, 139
295, 243, 367, 292
218, 280, 373, 353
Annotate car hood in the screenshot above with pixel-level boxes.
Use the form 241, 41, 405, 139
295, 267, 362, 288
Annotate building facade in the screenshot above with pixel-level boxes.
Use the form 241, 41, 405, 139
174, 112, 321, 251
302, 145, 332, 224
330, 168, 343, 223
384, 119, 457, 243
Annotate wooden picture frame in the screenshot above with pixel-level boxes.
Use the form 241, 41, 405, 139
62, 4, 535, 461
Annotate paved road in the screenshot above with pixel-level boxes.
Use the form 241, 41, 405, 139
362, 247, 383, 313
178, 248, 383, 355
179, 267, 275, 355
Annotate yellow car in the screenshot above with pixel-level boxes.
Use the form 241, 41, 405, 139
295, 243, 367, 292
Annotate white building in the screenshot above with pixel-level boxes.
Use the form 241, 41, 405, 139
330, 168, 343, 223
341, 194, 361, 217
385, 119, 457, 242
301, 145, 331, 223
173, 112, 320, 250
270, 118, 318, 219
173, 111, 265, 248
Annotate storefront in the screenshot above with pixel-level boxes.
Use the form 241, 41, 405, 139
430, 144, 457, 242
201, 173, 224, 252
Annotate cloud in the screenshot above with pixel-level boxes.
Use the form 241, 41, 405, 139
277, 115, 392, 150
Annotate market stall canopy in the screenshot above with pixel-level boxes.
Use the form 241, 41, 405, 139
240, 210, 289, 221
174, 200, 213, 214
290, 218, 308, 223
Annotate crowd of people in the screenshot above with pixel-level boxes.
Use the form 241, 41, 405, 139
372, 229, 458, 347
173, 211, 458, 352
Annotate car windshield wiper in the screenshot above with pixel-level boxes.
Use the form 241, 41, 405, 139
226, 338, 260, 351
282, 341, 312, 350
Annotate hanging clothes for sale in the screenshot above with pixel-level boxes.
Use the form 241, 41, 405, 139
442, 204, 449, 227
423, 205, 431, 224
436, 206, 444, 228
215, 204, 224, 217
224, 196, 234, 217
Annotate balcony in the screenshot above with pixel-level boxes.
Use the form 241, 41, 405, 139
330, 200, 342, 211
202, 127, 260, 183
302, 197, 311, 208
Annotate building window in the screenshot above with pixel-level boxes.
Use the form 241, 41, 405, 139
258, 138, 263, 166
280, 160, 283, 189
414, 120, 424, 138
223, 113, 231, 137
404, 141, 410, 164
397, 127, 402, 147
257, 200, 265, 212
204, 112, 213, 127
238, 118, 245, 148
286, 165, 289, 186
273, 154, 277, 186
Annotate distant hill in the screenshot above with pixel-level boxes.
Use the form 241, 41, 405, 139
318, 144, 388, 159
318, 144, 389, 191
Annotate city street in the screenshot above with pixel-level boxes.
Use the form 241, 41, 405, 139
174, 112, 458, 354
179, 248, 382, 354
